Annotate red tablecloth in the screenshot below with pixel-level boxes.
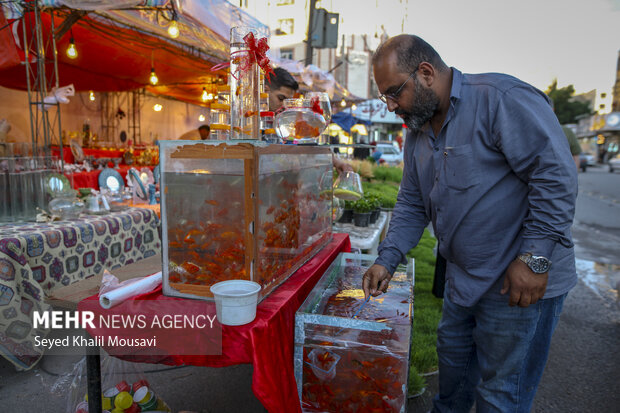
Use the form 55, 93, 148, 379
68, 165, 154, 190
52, 146, 145, 165
78, 233, 351, 413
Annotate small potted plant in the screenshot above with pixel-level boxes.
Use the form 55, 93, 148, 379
352, 198, 373, 227
338, 200, 354, 223
366, 194, 382, 224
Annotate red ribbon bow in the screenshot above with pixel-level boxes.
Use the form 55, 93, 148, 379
310, 97, 324, 116
243, 32, 274, 76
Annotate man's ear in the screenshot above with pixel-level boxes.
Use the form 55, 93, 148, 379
264, 84, 271, 93
418, 62, 436, 87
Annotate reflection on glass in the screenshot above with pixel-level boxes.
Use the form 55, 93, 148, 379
106, 176, 120, 192
48, 176, 65, 193
306, 92, 332, 124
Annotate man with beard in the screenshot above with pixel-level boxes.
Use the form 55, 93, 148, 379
362, 35, 577, 412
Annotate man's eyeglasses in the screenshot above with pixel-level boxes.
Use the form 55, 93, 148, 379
378, 71, 416, 104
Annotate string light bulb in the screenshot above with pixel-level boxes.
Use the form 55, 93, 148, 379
168, 19, 179, 38
89, 91, 95, 101
201, 87, 208, 102
351, 104, 357, 110
66, 37, 78, 59
149, 67, 159, 85
207, 93, 214, 100
153, 104, 163, 112
198, 114, 205, 122
340, 99, 346, 107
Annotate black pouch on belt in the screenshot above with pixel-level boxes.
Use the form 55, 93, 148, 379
432, 250, 447, 299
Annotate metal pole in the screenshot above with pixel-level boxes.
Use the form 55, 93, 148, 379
22, 11, 37, 155
86, 344, 103, 413
305, 0, 317, 66
49, 9, 64, 167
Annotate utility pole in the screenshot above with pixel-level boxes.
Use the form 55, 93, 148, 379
305, 0, 317, 66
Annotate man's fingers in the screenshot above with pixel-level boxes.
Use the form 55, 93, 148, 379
378, 279, 389, 294
500, 275, 510, 295
362, 273, 371, 300
518, 294, 532, 308
509, 289, 521, 307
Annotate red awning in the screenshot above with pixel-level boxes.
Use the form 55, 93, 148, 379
0, 7, 227, 105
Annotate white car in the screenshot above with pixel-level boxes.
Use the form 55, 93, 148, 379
375, 144, 403, 166
608, 153, 620, 173
582, 152, 596, 166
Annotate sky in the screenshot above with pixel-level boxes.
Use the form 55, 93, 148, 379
338, 0, 620, 110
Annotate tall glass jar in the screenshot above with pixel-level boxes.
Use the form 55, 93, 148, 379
230, 26, 260, 140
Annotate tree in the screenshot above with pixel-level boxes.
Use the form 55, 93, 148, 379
545, 79, 593, 125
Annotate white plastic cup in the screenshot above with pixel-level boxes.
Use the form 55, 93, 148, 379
210, 280, 262, 326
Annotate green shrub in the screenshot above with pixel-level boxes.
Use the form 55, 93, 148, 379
364, 193, 382, 210
372, 165, 403, 183
362, 182, 399, 209
406, 229, 442, 395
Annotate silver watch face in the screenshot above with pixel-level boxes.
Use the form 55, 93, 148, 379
530, 256, 550, 273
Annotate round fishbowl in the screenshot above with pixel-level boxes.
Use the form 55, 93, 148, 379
333, 171, 363, 201
49, 189, 85, 220
274, 98, 326, 144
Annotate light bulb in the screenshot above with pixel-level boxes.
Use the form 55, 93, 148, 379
201, 87, 208, 102
66, 38, 77, 59
149, 68, 158, 85
168, 20, 179, 38
153, 104, 162, 112
340, 99, 346, 107
89, 91, 95, 101
351, 104, 357, 110
198, 114, 206, 122
207, 93, 214, 100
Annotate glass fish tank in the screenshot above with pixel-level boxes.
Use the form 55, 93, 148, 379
159, 141, 333, 301
294, 253, 414, 412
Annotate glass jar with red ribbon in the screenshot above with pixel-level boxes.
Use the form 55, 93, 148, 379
230, 27, 274, 140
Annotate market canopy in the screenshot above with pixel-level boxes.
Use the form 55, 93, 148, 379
0, 0, 268, 105
273, 58, 365, 103
331, 111, 371, 133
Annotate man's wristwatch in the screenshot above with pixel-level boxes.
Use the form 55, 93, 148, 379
517, 253, 551, 274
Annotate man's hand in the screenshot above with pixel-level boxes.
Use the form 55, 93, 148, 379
333, 156, 354, 174
501, 258, 548, 307
362, 264, 392, 300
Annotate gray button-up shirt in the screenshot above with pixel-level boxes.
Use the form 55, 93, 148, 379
375, 68, 578, 306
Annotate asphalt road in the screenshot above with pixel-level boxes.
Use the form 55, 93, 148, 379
532, 166, 620, 413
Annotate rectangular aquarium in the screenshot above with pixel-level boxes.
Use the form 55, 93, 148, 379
159, 141, 334, 301
294, 253, 414, 412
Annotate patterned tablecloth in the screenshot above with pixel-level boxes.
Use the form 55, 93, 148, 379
0, 208, 161, 370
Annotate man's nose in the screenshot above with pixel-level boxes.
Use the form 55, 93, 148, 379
386, 99, 399, 112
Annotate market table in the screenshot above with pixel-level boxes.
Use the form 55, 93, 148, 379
74, 233, 351, 413
333, 211, 388, 254
0, 208, 161, 370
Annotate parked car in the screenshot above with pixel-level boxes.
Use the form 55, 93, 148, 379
582, 152, 596, 166
609, 153, 620, 173
374, 143, 403, 166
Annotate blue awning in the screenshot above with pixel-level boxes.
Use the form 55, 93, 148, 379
331, 112, 372, 133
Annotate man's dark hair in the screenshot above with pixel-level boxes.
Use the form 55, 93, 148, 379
266, 67, 299, 91
373, 35, 448, 73
198, 124, 210, 132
